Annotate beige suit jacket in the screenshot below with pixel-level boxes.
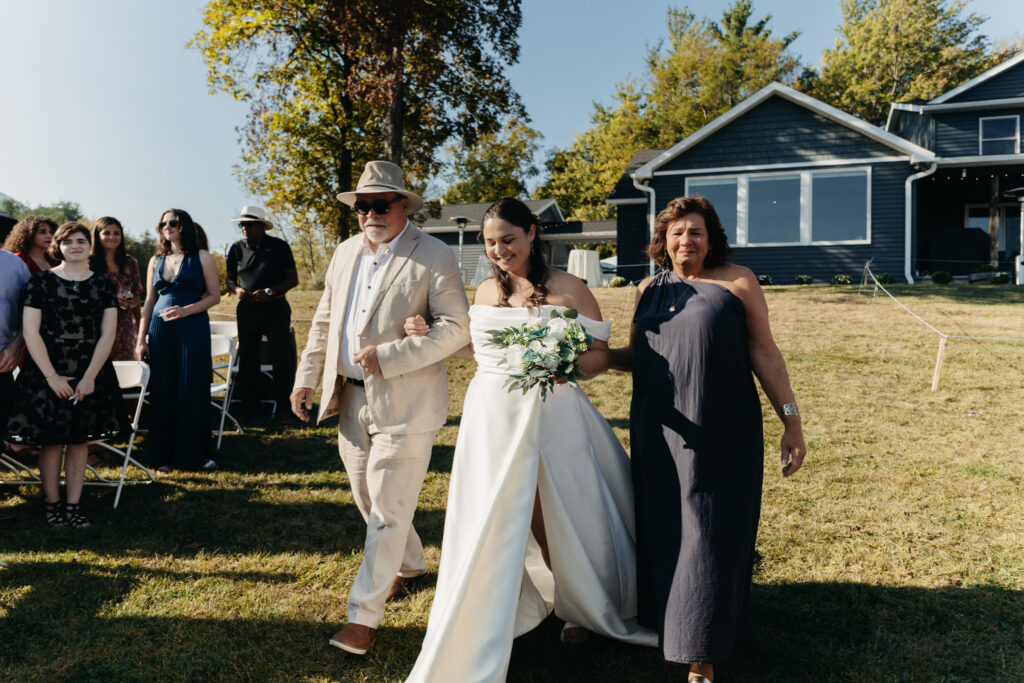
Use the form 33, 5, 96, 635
294, 224, 470, 434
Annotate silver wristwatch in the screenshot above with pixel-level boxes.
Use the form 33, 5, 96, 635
263, 288, 274, 296
782, 402, 800, 417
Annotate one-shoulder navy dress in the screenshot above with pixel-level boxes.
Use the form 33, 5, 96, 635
630, 270, 764, 664
146, 253, 212, 469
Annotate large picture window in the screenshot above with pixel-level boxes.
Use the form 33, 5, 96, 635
687, 177, 737, 244
812, 171, 869, 242
685, 168, 870, 247
979, 116, 1020, 155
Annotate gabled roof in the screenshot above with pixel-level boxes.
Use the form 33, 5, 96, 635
632, 82, 935, 180
930, 51, 1024, 104
420, 199, 563, 232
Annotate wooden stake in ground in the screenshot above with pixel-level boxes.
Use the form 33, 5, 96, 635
931, 336, 948, 392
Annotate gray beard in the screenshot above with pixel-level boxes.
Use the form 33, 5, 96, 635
364, 226, 389, 244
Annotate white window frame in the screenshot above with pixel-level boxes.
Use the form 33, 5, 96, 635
979, 115, 1020, 155
685, 167, 872, 247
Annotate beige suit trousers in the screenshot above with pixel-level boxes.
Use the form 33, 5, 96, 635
336, 381, 436, 628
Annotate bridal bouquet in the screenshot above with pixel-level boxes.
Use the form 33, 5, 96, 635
486, 308, 594, 400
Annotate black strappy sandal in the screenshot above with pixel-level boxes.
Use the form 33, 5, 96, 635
45, 500, 67, 528
63, 502, 91, 529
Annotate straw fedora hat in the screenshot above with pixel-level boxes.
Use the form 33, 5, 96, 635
337, 160, 424, 213
229, 205, 273, 229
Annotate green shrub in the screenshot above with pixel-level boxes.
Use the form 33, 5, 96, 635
609, 276, 627, 288
931, 271, 953, 284
974, 263, 997, 273
757, 274, 774, 286
794, 274, 813, 285
831, 274, 852, 285
988, 272, 1011, 285
874, 273, 895, 285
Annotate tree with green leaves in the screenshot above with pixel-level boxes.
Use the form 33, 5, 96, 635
441, 118, 542, 205
644, 2, 799, 146
536, 1, 799, 220
534, 82, 652, 220
191, 0, 524, 276
809, 0, 1001, 125
0, 197, 83, 223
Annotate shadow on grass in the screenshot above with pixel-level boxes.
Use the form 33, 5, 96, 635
2, 573, 1017, 681
508, 582, 1024, 682
859, 284, 1024, 305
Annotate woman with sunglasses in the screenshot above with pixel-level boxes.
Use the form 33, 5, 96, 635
136, 209, 221, 472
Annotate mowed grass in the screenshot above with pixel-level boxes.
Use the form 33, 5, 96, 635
3, 283, 1024, 682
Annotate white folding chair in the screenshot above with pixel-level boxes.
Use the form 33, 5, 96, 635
211, 319, 278, 416
86, 360, 157, 508
210, 333, 242, 449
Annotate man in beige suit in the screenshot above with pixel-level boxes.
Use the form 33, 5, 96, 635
291, 161, 470, 655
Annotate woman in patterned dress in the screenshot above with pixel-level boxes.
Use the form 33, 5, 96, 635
89, 217, 143, 361
4, 222, 128, 528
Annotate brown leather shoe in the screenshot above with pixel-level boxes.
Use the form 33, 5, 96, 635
386, 576, 406, 603
328, 623, 376, 655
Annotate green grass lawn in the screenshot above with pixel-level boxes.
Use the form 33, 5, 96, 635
2, 283, 1024, 681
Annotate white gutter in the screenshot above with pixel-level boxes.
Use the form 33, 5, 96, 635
631, 174, 657, 276
904, 162, 938, 283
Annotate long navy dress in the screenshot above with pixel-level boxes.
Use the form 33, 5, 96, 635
630, 270, 764, 664
146, 252, 211, 469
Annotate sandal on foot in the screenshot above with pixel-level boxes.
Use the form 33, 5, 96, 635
63, 502, 91, 529
45, 500, 66, 528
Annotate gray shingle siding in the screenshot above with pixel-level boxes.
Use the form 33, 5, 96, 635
890, 110, 934, 149
616, 204, 651, 282
934, 108, 1024, 156
659, 96, 899, 172
945, 62, 1024, 103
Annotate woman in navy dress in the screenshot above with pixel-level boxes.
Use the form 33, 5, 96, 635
135, 209, 221, 472
609, 195, 806, 683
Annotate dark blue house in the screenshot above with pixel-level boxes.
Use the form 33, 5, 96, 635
610, 52, 1024, 283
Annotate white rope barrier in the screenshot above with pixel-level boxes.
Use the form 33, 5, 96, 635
860, 261, 1024, 391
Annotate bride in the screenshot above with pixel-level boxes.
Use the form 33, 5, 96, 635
404, 198, 655, 682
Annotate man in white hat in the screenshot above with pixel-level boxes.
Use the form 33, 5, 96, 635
226, 206, 299, 420
291, 160, 470, 655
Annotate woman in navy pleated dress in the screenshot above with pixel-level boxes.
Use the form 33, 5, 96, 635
135, 209, 221, 472
610, 195, 807, 683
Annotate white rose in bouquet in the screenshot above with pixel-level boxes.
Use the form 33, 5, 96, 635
505, 344, 527, 369
546, 316, 571, 340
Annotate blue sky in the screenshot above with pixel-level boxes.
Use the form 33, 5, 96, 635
0, 0, 1019, 250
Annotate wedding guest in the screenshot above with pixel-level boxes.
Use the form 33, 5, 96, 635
0, 248, 30, 434
609, 195, 806, 683
3, 215, 57, 274
4, 222, 128, 528
136, 209, 220, 472
90, 217, 144, 361
0, 213, 16, 245
225, 206, 298, 420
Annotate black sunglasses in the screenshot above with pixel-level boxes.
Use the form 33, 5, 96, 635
159, 219, 182, 228
353, 196, 404, 216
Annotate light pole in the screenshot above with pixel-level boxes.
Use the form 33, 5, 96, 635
452, 216, 468, 283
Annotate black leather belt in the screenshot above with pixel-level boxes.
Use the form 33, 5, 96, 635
345, 377, 365, 387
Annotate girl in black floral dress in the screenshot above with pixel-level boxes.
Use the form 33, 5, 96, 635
5, 222, 128, 528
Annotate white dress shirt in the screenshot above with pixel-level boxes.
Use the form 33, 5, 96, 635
339, 222, 410, 380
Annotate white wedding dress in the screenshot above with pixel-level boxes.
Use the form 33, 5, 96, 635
406, 305, 656, 683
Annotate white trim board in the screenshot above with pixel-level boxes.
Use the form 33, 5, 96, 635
633, 82, 935, 180
931, 52, 1024, 104
653, 156, 907, 177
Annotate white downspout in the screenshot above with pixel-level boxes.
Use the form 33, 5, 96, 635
631, 174, 657, 276
904, 162, 938, 283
